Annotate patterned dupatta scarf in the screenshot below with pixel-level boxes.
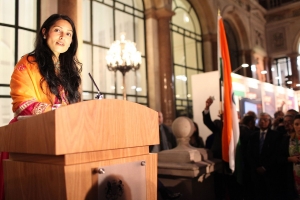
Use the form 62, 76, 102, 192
10, 55, 69, 123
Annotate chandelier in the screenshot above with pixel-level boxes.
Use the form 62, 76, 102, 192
106, 33, 142, 100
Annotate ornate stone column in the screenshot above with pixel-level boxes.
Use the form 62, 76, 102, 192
288, 52, 300, 90
156, 8, 175, 126
264, 57, 274, 84
145, 8, 161, 112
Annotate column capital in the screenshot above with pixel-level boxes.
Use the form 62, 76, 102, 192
287, 52, 299, 59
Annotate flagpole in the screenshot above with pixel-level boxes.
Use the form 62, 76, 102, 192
218, 9, 223, 115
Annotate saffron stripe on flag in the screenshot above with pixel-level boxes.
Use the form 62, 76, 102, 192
218, 16, 240, 172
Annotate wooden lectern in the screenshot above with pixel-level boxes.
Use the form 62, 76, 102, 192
0, 99, 159, 200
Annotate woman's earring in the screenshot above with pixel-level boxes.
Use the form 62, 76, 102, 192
43, 35, 46, 39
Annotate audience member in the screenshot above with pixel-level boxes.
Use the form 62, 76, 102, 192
273, 110, 285, 132
244, 111, 260, 131
289, 114, 300, 197
286, 109, 299, 117
205, 119, 221, 149
189, 122, 204, 148
278, 114, 298, 199
150, 111, 181, 200
202, 97, 222, 159
282, 114, 295, 136
239, 115, 256, 199
150, 111, 177, 153
247, 112, 281, 199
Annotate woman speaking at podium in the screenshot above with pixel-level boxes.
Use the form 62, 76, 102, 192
0, 14, 82, 200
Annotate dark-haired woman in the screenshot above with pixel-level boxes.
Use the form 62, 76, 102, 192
287, 115, 300, 197
189, 122, 204, 148
0, 14, 82, 200
10, 14, 81, 122
278, 114, 300, 199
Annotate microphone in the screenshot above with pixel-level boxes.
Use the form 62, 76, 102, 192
88, 73, 104, 99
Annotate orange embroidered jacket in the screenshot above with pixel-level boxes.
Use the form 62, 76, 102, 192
10, 55, 68, 121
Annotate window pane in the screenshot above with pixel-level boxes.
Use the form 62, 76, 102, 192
0, 98, 14, 126
134, 0, 143, 10
173, 0, 190, 11
115, 10, 134, 42
190, 9, 200, 34
120, 0, 133, 6
0, 26, 15, 84
82, 0, 91, 42
137, 97, 147, 104
175, 65, 187, 98
135, 17, 145, 55
135, 57, 146, 96
187, 69, 198, 99
82, 92, 93, 100
93, 2, 113, 47
82, 44, 93, 91
185, 37, 197, 68
18, 29, 35, 59
172, 8, 194, 32
0, 0, 15, 24
173, 32, 184, 65
0, 86, 10, 96
197, 42, 203, 70
93, 46, 114, 94
127, 96, 136, 103
19, 0, 37, 29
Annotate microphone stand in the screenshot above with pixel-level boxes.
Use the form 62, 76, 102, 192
88, 73, 104, 100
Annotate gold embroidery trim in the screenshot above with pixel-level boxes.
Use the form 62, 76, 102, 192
14, 99, 36, 116
33, 103, 49, 115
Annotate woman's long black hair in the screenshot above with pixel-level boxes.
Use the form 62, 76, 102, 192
28, 14, 82, 104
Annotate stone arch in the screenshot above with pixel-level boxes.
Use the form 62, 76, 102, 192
188, 0, 216, 35
222, 5, 250, 50
292, 27, 300, 53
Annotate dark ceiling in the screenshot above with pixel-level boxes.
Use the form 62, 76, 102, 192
259, 0, 298, 9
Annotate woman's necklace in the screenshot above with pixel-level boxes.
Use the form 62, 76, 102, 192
54, 61, 60, 71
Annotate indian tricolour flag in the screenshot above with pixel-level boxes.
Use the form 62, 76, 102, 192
218, 14, 240, 172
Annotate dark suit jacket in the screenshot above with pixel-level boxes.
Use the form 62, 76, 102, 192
202, 111, 222, 159
277, 135, 298, 199
160, 124, 177, 149
149, 124, 177, 152
247, 128, 281, 172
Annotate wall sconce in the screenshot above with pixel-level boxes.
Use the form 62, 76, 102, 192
232, 63, 249, 73
106, 33, 142, 100
261, 70, 267, 74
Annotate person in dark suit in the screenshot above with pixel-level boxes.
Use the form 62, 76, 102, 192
202, 97, 228, 199
202, 97, 222, 159
150, 111, 177, 153
150, 111, 181, 200
247, 112, 281, 199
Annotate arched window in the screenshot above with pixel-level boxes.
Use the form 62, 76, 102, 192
223, 20, 240, 72
82, 0, 147, 105
0, 0, 39, 126
171, 0, 203, 118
